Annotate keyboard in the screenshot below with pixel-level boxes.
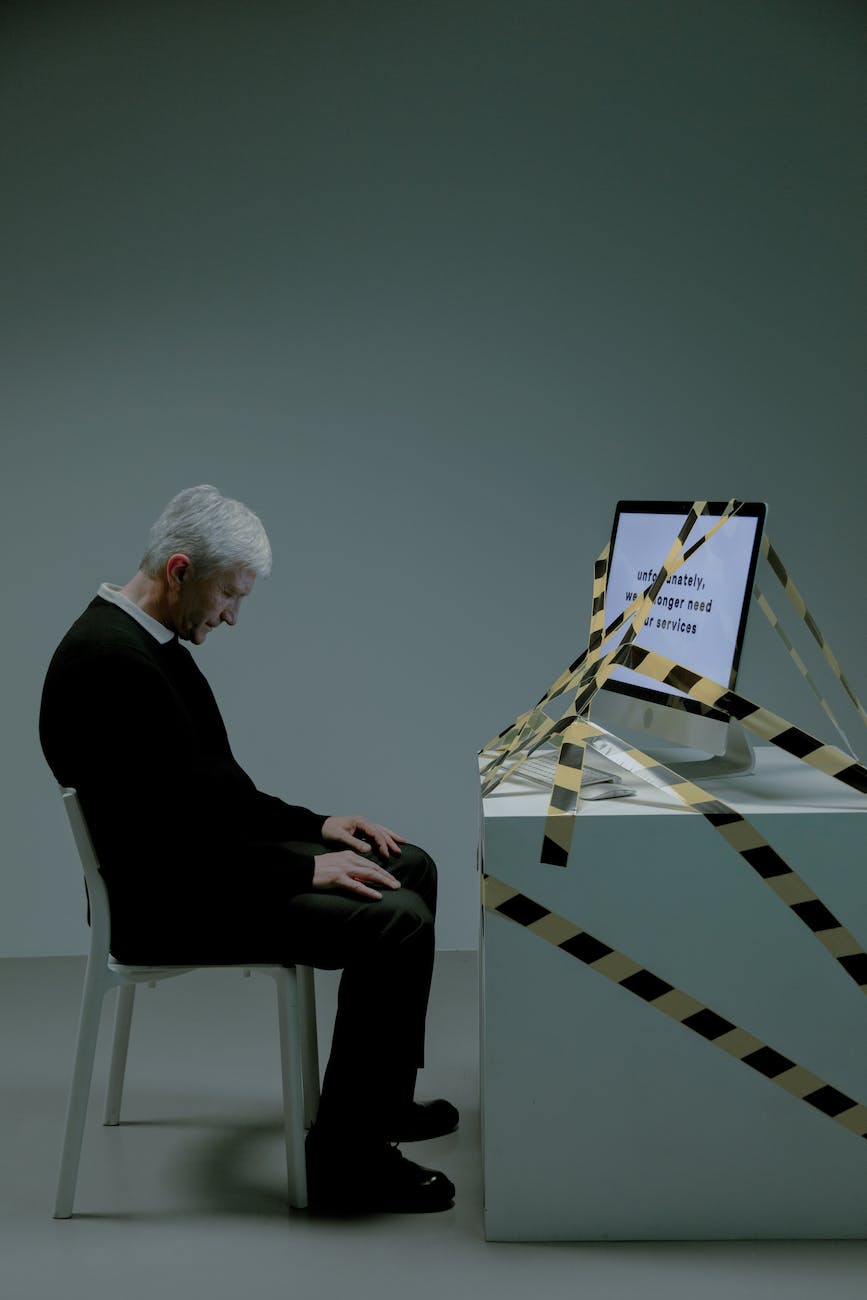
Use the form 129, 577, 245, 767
515, 751, 621, 787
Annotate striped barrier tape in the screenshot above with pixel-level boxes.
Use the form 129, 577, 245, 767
761, 535, 866, 729
478, 504, 866, 1136
480, 500, 744, 785
483, 873, 867, 1141
534, 714, 867, 994
753, 583, 859, 760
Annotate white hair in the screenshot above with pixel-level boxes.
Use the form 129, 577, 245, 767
139, 485, 272, 580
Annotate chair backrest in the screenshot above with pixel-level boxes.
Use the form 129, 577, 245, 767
60, 787, 112, 965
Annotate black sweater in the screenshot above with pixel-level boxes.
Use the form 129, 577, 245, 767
39, 597, 326, 961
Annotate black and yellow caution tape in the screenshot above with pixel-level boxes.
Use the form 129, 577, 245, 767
617, 643, 866, 793
479, 505, 866, 1146
484, 874, 867, 1141
753, 584, 859, 760
480, 501, 745, 791
480, 507, 865, 814
546, 716, 867, 994
478, 503, 865, 927
761, 536, 867, 729
522, 639, 867, 987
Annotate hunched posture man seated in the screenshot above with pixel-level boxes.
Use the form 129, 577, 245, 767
39, 484, 457, 1213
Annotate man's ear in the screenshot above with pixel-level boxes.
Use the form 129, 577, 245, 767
165, 554, 191, 590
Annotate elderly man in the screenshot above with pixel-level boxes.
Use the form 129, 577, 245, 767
40, 484, 457, 1213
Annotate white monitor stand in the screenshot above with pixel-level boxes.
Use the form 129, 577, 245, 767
589, 685, 756, 780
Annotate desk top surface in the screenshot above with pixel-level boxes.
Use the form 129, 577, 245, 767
482, 744, 866, 819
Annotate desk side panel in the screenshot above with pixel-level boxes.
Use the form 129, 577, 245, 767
481, 810, 867, 1240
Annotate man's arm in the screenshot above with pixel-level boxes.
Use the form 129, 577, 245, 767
41, 643, 320, 891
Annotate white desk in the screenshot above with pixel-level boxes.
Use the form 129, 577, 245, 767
479, 747, 867, 1240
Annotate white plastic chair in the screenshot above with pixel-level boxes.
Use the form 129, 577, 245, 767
54, 787, 320, 1218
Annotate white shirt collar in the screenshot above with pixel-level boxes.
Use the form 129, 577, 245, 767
97, 583, 175, 644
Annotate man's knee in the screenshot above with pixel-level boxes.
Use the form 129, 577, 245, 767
366, 882, 434, 949
390, 842, 437, 914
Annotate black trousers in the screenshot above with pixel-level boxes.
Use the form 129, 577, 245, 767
281, 840, 437, 1140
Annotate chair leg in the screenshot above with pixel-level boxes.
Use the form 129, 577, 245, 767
296, 965, 320, 1130
54, 963, 110, 1218
104, 984, 136, 1126
273, 970, 308, 1210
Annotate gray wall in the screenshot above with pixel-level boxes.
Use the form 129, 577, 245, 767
1, 0, 864, 955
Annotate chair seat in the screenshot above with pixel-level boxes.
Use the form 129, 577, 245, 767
108, 961, 197, 978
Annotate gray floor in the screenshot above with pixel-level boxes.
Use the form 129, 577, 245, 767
1, 952, 865, 1300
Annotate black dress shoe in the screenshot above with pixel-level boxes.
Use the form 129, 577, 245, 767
306, 1129, 455, 1213
388, 1098, 460, 1142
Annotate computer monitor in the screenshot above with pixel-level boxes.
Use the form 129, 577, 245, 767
589, 500, 767, 777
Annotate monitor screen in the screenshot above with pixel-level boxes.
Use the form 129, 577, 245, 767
600, 500, 766, 714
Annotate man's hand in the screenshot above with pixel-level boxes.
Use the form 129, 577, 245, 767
321, 814, 406, 859
312, 851, 401, 901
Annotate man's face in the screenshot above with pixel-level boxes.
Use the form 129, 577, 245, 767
172, 565, 257, 645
